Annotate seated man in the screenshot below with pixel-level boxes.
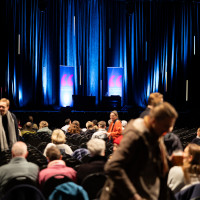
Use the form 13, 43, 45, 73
91, 121, 108, 140
0, 141, 39, 194
191, 127, 200, 146
76, 138, 107, 184
39, 146, 76, 188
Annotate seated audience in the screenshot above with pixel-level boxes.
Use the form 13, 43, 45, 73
39, 146, 76, 187
21, 122, 36, 136
81, 121, 96, 136
167, 143, 200, 194
91, 121, 108, 140
61, 118, 71, 133
0, 141, 39, 194
67, 123, 81, 134
37, 120, 52, 135
76, 138, 107, 184
43, 129, 73, 156
28, 115, 38, 131
191, 127, 200, 146
107, 110, 122, 141
163, 131, 183, 156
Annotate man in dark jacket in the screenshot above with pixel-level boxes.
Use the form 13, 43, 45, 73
100, 102, 178, 200
0, 98, 19, 151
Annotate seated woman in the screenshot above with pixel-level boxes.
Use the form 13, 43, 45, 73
43, 129, 73, 156
167, 143, 200, 194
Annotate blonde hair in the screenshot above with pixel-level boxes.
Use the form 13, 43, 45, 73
51, 129, 66, 144
39, 121, 49, 129
148, 92, 163, 107
0, 98, 10, 107
110, 110, 118, 118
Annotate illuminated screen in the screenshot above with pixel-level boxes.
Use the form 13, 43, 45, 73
107, 67, 123, 97
59, 66, 74, 107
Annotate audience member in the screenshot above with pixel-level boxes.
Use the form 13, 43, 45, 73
107, 110, 122, 141
21, 122, 36, 136
67, 123, 81, 134
92, 121, 108, 140
191, 128, 200, 145
39, 146, 76, 187
0, 141, 39, 194
28, 115, 38, 131
92, 119, 98, 131
37, 120, 52, 135
163, 131, 183, 156
43, 129, 73, 156
82, 121, 96, 136
0, 98, 19, 151
139, 92, 163, 118
77, 138, 107, 184
100, 102, 178, 200
121, 120, 127, 130
61, 118, 71, 133
167, 143, 200, 194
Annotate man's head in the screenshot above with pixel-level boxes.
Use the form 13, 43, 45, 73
87, 138, 106, 156
148, 102, 178, 137
86, 121, 93, 129
0, 98, 10, 116
148, 92, 163, 108
11, 141, 28, 158
46, 146, 62, 162
98, 121, 106, 129
65, 118, 71, 125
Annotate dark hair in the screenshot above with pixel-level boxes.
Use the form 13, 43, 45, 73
65, 118, 71, 125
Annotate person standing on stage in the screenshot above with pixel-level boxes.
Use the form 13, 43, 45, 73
0, 98, 19, 151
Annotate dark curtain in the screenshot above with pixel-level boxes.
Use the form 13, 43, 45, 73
0, 0, 199, 110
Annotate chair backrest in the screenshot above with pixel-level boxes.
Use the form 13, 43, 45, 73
2, 176, 36, 195
2, 184, 45, 200
42, 174, 72, 198
81, 173, 107, 200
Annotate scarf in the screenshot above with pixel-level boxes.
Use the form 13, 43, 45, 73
0, 111, 17, 151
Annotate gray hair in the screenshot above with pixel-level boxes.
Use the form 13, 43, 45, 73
12, 142, 27, 157
87, 138, 106, 156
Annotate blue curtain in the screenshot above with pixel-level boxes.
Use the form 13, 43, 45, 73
0, 0, 199, 109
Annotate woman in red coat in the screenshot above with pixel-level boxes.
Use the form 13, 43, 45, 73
107, 110, 122, 141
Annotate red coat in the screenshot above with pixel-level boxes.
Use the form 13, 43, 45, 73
108, 120, 122, 140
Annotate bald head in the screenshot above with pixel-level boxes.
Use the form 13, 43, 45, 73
12, 142, 28, 158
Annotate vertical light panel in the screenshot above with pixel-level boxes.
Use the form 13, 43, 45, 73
18, 34, 20, 55
59, 66, 74, 107
165, 71, 167, 92
107, 67, 123, 97
109, 28, 111, 49
186, 80, 188, 101
80, 65, 81, 85
194, 35, 195, 55
74, 16, 75, 36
